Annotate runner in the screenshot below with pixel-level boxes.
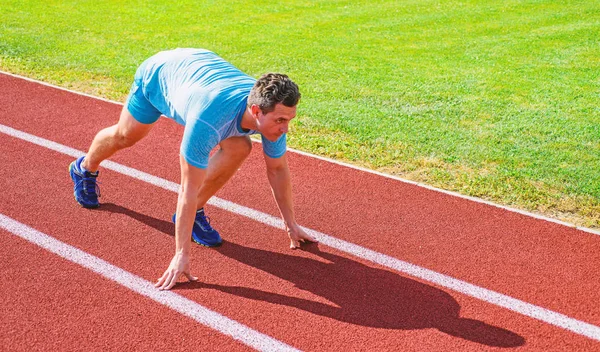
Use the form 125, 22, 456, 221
68, 48, 316, 290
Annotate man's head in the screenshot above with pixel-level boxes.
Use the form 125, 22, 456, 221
248, 73, 300, 142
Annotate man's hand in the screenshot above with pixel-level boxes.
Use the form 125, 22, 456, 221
155, 251, 198, 290
287, 224, 318, 249
263, 154, 317, 250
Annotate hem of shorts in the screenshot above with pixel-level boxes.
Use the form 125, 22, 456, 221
264, 150, 286, 159
182, 154, 209, 169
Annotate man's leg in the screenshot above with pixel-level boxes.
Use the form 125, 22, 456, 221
196, 135, 253, 209
69, 106, 155, 208
82, 106, 154, 172
172, 136, 252, 247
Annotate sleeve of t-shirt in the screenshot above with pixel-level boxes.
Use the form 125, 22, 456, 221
180, 118, 220, 169
261, 133, 287, 159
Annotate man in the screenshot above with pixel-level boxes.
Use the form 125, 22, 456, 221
68, 48, 317, 290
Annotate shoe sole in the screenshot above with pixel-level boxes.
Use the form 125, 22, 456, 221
192, 237, 222, 247
69, 161, 100, 209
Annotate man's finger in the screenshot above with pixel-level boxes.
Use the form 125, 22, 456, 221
164, 272, 180, 290
302, 234, 318, 243
155, 271, 168, 287
185, 272, 198, 281
162, 273, 176, 290
159, 271, 175, 291
290, 240, 299, 249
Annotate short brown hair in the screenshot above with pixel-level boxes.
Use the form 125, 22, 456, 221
248, 73, 301, 113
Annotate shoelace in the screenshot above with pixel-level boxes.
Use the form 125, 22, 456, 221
79, 174, 101, 198
195, 213, 214, 231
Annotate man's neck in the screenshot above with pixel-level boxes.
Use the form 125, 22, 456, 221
240, 107, 257, 131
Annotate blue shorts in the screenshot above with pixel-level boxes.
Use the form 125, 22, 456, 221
125, 62, 162, 124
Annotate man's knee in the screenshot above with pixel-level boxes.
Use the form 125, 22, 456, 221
221, 136, 253, 158
239, 137, 253, 157
113, 108, 153, 148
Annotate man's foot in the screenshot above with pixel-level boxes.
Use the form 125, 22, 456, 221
69, 156, 100, 208
172, 208, 222, 247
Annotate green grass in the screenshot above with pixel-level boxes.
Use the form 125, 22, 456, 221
1, 0, 599, 228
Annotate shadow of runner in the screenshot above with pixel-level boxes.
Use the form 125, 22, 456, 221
98, 203, 175, 236
189, 242, 524, 348
99, 203, 525, 347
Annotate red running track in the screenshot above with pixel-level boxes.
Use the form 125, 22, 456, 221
1, 72, 599, 351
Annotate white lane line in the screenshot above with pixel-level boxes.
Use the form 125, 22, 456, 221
2, 70, 598, 237
289, 148, 600, 236
1, 123, 600, 341
0, 213, 300, 352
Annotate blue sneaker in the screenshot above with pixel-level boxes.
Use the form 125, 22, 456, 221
172, 208, 222, 247
69, 156, 100, 209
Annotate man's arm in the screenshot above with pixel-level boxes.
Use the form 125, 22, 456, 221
155, 155, 206, 290
264, 153, 317, 249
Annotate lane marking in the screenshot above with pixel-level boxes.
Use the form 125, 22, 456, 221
1, 123, 600, 341
1, 70, 598, 236
0, 213, 300, 352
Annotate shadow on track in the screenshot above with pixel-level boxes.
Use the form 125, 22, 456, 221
100, 202, 525, 348
99, 203, 175, 236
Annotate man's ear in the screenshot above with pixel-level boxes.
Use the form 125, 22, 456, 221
250, 104, 261, 118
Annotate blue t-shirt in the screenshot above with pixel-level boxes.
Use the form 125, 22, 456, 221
137, 48, 286, 169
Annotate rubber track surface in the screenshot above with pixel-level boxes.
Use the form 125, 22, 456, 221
1, 73, 598, 351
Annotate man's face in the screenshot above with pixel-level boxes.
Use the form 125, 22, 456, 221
254, 103, 296, 142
